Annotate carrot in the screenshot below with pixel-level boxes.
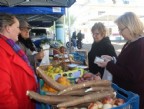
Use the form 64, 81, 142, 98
36, 67, 66, 91
26, 91, 79, 105
57, 91, 115, 108
58, 80, 111, 95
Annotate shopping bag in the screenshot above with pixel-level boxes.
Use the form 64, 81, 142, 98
102, 68, 113, 81
40, 44, 50, 66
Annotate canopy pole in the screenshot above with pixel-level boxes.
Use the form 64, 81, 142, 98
67, 8, 72, 53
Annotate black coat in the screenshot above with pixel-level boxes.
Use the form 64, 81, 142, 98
88, 37, 117, 77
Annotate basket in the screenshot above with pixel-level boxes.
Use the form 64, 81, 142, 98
37, 82, 139, 109
111, 83, 139, 109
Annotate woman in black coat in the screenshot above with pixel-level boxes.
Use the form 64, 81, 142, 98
88, 22, 117, 77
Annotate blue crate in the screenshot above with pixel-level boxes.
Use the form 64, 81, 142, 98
37, 79, 139, 109
71, 52, 86, 63
111, 83, 139, 109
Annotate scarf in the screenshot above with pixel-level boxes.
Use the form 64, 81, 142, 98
0, 34, 31, 66
0, 34, 38, 84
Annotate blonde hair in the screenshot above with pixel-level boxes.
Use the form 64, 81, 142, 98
115, 12, 144, 37
91, 22, 106, 36
0, 13, 16, 32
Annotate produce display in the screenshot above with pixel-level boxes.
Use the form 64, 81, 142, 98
76, 72, 101, 84
88, 97, 124, 109
42, 76, 71, 93
26, 67, 125, 109
44, 65, 64, 78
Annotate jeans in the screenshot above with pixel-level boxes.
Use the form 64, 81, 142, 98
72, 39, 77, 47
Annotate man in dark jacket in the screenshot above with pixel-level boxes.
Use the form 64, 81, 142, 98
77, 30, 84, 49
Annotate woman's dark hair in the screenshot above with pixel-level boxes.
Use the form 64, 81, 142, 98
18, 34, 36, 51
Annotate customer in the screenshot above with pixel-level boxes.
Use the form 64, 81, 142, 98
71, 31, 77, 50
77, 30, 84, 48
0, 13, 37, 109
18, 19, 44, 71
96, 12, 144, 109
88, 22, 117, 77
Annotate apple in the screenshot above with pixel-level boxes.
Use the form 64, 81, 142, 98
101, 96, 114, 104
88, 103, 99, 109
96, 101, 103, 108
114, 98, 125, 106
103, 103, 112, 109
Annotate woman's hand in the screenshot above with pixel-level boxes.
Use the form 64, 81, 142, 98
101, 55, 113, 61
96, 61, 108, 68
96, 55, 112, 68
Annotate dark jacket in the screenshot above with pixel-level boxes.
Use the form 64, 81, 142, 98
77, 32, 83, 41
17, 35, 38, 70
107, 37, 144, 109
72, 31, 77, 39
88, 37, 117, 77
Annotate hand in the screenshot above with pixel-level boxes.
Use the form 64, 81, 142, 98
96, 55, 112, 68
35, 51, 44, 60
101, 55, 113, 61
96, 61, 108, 68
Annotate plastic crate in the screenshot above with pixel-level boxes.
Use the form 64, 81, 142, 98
71, 52, 86, 64
68, 77, 77, 84
52, 68, 84, 80
111, 83, 139, 109
38, 80, 139, 109
39, 65, 84, 80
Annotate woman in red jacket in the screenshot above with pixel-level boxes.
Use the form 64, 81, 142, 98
0, 13, 37, 109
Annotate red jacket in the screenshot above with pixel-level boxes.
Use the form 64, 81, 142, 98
0, 38, 37, 109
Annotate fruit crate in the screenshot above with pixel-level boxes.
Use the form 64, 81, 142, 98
39, 65, 84, 80
52, 68, 84, 80
111, 83, 139, 109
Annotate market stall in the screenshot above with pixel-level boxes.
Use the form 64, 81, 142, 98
26, 65, 139, 109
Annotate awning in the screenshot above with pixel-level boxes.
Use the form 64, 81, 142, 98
0, 0, 76, 7
0, 0, 76, 27
0, 6, 65, 27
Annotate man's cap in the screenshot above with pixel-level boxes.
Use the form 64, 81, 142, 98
19, 19, 31, 29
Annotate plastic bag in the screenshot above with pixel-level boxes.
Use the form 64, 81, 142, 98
40, 44, 50, 66
102, 68, 113, 81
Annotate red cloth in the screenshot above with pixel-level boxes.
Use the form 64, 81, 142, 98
0, 38, 37, 109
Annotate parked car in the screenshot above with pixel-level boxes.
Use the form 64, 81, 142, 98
30, 28, 53, 49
